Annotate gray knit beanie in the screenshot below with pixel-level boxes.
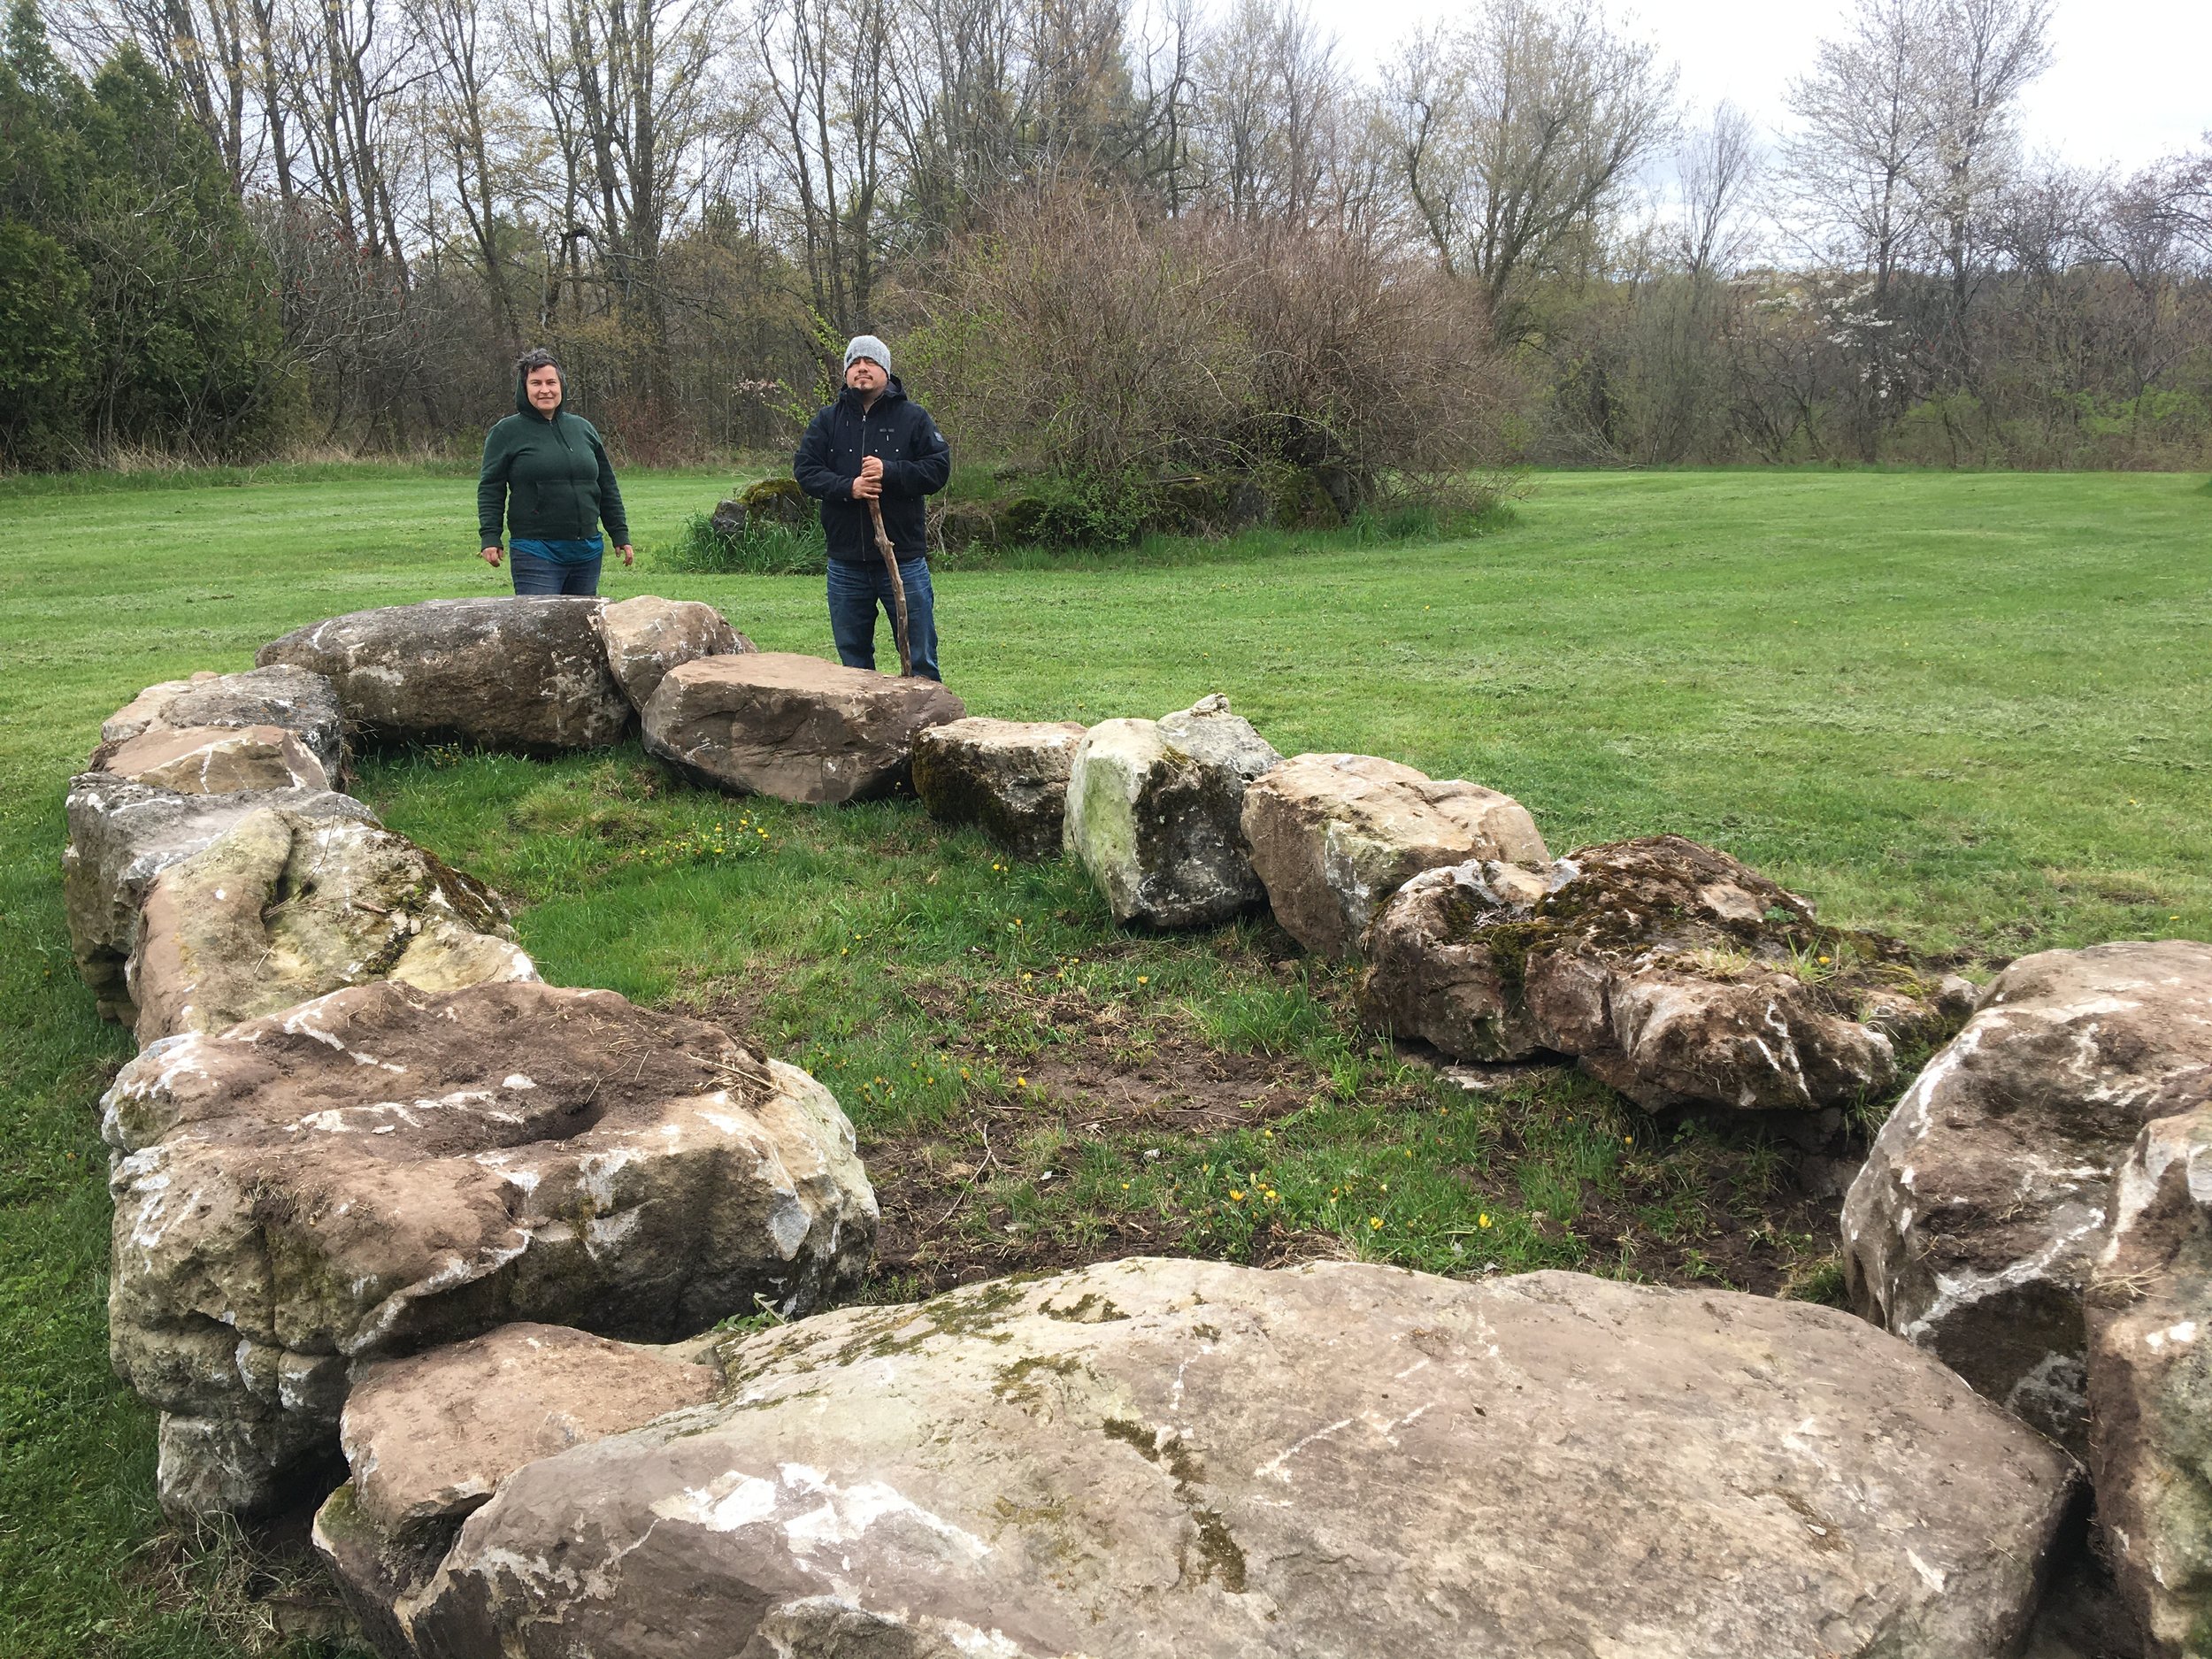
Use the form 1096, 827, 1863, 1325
843, 334, 890, 375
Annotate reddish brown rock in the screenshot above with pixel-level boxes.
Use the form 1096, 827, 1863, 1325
102, 978, 874, 1518
100, 723, 331, 795
1240, 753, 1548, 957
911, 717, 1087, 859
97, 664, 347, 779
641, 652, 965, 803
1845, 941, 2212, 1455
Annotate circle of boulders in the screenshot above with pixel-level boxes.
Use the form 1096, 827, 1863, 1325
57, 592, 2212, 1655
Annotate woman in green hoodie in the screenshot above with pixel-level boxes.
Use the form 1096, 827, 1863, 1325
477, 349, 634, 596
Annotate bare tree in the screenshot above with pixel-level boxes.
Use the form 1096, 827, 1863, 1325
1382, 0, 1676, 335
1675, 99, 1758, 277
1919, 0, 2051, 314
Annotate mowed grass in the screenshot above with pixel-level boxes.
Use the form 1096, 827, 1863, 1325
2, 462, 2208, 1655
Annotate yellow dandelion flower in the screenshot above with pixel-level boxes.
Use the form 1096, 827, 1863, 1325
1370, 1217, 1383, 1230
1230, 1189, 1246, 1202
1479, 1213, 1492, 1229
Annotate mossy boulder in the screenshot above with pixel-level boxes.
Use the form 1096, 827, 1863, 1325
933, 499, 1003, 552
738, 476, 809, 526
1363, 834, 1964, 1112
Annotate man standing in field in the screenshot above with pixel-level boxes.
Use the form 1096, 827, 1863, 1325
793, 334, 951, 680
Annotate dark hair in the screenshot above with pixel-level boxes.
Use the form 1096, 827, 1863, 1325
517, 348, 562, 380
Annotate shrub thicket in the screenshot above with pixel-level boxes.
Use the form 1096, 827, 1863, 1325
908, 184, 1511, 516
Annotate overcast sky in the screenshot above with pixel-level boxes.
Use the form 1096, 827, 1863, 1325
1302, 0, 2210, 174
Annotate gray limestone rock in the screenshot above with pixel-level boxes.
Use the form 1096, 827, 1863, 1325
102, 978, 875, 1518
323, 1257, 2077, 1659
911, 717, 1088, 859
1843, 940, 2212, 1455
257, 598, 630, 754
1063, 694, 1283, 928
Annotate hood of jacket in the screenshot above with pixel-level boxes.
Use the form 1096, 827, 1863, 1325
515, 367, 565, 420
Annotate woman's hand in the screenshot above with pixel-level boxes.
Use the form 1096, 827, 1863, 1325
481, 545, 503, 567
617, 544, 634, 567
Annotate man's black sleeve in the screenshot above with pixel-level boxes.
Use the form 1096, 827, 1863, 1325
885, 409, 950, 498
793, 407, 849, 500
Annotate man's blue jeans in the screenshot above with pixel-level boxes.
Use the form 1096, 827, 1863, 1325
509, 549, 603, 595
827, 557, 940, 680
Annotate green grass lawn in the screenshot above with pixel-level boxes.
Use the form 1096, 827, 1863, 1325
2, 463, 2208, 1655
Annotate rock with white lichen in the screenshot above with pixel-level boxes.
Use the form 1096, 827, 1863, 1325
1844, 940, 2212, 1455
2086, 1103, 2212, 1657
316, 1256, 2076, 1659
102, 978, 874, 1519
96, 664, 348, 780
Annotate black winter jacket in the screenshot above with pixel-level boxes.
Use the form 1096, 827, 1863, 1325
792, 377, 950, 563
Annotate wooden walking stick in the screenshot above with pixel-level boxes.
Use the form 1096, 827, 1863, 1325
867, 496, 914, 677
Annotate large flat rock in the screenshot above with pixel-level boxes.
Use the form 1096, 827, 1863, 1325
128, 807, 534, 1045
911, 716, 1087, 859
257, 598, 630, 754
102, 979, 875, 1518
1844, 941, 2212, 1454
2087, 1106, 2212, 1656
325, 1257, 2078, 1659
98, 664, 347, 780
62, 771, 380, 1023
1064, 694, 1283, 927
641, 652, 965, 803
1241, 752, 1548, 957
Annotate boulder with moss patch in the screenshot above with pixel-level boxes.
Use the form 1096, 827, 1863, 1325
1241, 753, 1548, 958
738, 476, 810, 526
1846, 940, 2212, 1455
63, 772, 380, 1023
912, 718, 1088, 859
1064, 695, 1282, 928
127, 807, 535, 1045
103, 978, 874, 1519
1362, 835, 1957, 1113
319, 1256, 2075, 1659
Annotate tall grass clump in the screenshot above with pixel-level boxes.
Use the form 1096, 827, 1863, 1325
657, 511, 826, 574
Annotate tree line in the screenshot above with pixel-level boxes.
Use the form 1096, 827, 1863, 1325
4, 0, 2208, 473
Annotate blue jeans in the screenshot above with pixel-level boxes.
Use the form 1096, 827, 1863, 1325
828, 557, 940, 680
510, 549, 603, 595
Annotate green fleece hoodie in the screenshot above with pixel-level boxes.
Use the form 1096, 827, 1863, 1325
476, 371, 629, 548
